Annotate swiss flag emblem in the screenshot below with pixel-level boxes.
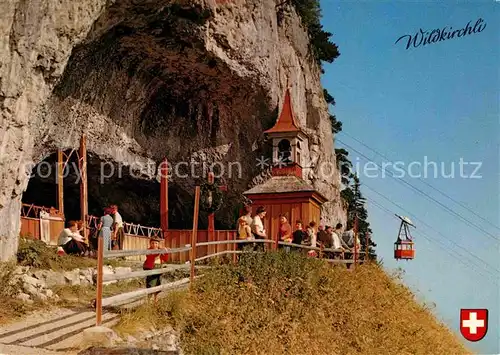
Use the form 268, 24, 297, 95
460, 309, 488, 342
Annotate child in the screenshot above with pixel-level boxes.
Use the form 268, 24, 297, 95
143, 237, 169, 303
237, 216, 253, 251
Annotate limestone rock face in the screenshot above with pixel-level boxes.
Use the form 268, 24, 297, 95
0, 0, 346, 261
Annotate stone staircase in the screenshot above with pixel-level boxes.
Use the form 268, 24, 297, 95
0, 308, 120, 354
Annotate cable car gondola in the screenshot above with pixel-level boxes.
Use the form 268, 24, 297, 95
394, 215, 415, 260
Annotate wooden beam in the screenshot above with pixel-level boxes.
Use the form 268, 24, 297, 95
79, 134, 88, 242
190, 186, 200, 285
160, 158, 169, 234
103, 264, 191, 282
101, 277, 192, 307
207, 172, 215, 256
104, 245, 191, 258
57, 150, 64, 215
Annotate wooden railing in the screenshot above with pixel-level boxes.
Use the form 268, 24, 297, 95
92, 187, 369, 326
21, 203, 63, 219
20, 203, 64, 244
86, 215, 163, 239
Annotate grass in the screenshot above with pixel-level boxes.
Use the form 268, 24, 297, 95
54, 268, 192, 308
114, 251, 471, 355
17, 236, 129, 270
53, 279, 146, 308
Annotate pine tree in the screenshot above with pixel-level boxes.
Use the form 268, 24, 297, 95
341, 174, 377, 260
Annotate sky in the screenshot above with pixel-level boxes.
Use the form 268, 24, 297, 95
319, 1, 499, 354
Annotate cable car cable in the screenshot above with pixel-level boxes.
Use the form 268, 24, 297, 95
336, 139, 500, 243
366, 196, 497, 280
365, 196, 499, 284
340, 131, 500, 231
362, 185, 500, 274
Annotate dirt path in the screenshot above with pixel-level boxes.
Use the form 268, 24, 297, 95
0, 274, 192, 355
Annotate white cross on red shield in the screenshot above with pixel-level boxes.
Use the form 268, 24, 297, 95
460, 309, 488, 342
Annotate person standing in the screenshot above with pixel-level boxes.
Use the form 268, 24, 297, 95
241, 205, 253, 226
110, 205, 124, 250
303, 221, 317, 248
237, 216, 253, 252
329, 224, 345, 259
292, 220, 306, 246
98, 207, 114, 251
278, 214, 293, 252
251, 206, 267, 251
143, 238, 169, 303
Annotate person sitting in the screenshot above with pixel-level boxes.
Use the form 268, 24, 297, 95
57, 220, 87, 256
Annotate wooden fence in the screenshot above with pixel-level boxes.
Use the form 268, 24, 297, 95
93, 187, 370, 326
20, 204, 65, 245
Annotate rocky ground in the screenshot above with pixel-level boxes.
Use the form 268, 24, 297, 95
10, 265, 135, 304
0, 265, 187, 355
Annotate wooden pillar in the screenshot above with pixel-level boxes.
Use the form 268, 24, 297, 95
79, 134, 88, 242
190, 186, 200, 287
95, 234, 104, 325
160, 158, 169, 236
207, 172, 215, 256
57, 150, 64, 215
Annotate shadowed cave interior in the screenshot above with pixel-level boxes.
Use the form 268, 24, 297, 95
22, 150, 235, 230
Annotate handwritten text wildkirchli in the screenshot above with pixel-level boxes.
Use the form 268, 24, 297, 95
395, 18, 486, 50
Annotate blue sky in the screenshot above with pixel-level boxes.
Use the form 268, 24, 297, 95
319, 1, 499, 353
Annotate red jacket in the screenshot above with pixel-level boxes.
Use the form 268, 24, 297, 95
143, 248, 169, 269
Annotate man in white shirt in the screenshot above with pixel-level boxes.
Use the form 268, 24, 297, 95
57, 221, 87, 255
111, 205, 124, 250
251, 206, 267, 251
326, 225, 345, 259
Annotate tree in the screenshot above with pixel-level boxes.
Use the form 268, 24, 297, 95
277, 0, 340, 66
329, 114, 342, 134
341, 174, 377, 260
335, 148, 353, 186
323, 89, 335, 106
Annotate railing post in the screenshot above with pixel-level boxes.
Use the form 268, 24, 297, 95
95, 235, 104, 326
190, 186, 200, 287
207, 172, 215, 256
57, 150, 64, 215
232, 231, 237, 264
79, 134, 88, 243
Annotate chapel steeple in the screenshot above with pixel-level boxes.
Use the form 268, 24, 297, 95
264, 87, 308, 179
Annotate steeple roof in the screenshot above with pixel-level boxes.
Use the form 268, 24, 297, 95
264, 88, 301, 134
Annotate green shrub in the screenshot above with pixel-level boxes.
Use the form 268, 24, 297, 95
16, 237, 96, 270
278, 0, 340, 67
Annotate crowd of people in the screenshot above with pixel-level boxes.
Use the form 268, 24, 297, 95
56, 204, 124, 256
236, 205, 364, 258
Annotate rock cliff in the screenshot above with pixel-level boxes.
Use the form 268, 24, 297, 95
0, 0, 345, 261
